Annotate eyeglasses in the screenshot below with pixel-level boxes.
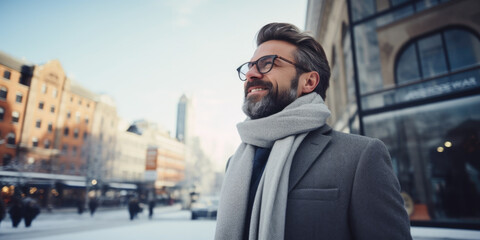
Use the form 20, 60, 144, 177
236, 55, 308, 81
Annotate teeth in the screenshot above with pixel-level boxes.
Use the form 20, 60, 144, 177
251, 88, 265, 93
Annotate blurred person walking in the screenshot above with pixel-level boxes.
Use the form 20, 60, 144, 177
148, 199, 155, 219
215, 23, 412, 240
89, 198, 98, 216
128, 197, 140, 220
23, 197, 40, 227
8, 197, 24, 228
0, 196, 5, 228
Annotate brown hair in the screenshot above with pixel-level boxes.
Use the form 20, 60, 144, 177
256, 23, 330, 100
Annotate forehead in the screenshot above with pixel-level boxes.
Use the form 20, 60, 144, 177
251, 40, 297, 61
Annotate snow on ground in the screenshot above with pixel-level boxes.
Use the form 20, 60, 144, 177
0, 205, 216, 240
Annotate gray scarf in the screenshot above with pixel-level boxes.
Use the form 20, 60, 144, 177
215, 92, 331, 240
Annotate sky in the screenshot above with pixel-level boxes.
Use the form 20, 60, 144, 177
0, 0, 308, 170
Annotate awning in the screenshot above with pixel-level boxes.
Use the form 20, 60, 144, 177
108, 182, 137, 190
60, 181, 86, 188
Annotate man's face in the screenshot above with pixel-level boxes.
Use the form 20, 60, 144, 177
242, 40, 303, 119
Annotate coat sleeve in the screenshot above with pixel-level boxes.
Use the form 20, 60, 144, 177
349, 138, 412, 240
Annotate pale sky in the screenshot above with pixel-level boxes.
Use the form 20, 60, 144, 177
0, 0, 308, 170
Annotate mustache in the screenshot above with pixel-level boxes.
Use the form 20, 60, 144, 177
244, 78, 273, 95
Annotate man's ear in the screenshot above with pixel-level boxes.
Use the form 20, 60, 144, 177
300, 71, 320, 94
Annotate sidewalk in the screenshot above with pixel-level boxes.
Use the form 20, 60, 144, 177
39, 203, 181, 215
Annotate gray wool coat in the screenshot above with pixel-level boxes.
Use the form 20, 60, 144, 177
284, 125, 412, 240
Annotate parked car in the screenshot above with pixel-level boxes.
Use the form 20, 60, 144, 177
191, 196, 219, 220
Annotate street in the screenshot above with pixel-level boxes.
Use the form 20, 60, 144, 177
0, 205, 216, 240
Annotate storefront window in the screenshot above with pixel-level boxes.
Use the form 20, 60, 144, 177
364, 94, 480, 226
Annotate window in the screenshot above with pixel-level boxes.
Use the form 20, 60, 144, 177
41, 83, 47, 93
75, 112, 80, 123
364, 94, 480, 224
50, 105, 55, 113
12, 111, 19, 123
0, 86, 7, 100
83, 132, 88, 139
38, 101, 44, 110
396, 28, 480, 85
6, 132, 15, 145
16, 92, 23, 103
2, 154, 12, 166
32, 137, 38, 147
72, 146, 77, 156
36, 119, 42, 128
418, 34, 448, 78
78, 99, 82, 105
62, 144, 68, 154
85, 117, 89, 124
3, 70, 11, 80
52, 88, 58, 98
0, 107, 4, 121
74, 128, 79, 138
444, 29, 480, 71
64, 127, 69, 136
352, 0, 376, 22
48, 122, 53, 133
67, 111, 71, 118
44, 139, 50, 149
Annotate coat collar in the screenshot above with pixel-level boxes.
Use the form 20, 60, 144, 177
288, 125, 332, 192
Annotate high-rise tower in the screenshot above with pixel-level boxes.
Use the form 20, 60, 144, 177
175, 94, 189, 143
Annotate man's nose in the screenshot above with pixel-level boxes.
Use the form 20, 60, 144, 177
245, 65, 262, 82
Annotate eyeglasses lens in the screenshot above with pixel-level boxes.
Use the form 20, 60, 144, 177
237, 55, 276, 81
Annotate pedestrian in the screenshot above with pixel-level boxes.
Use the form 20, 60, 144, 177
8, 197, 24, 228
76, 199, 85, 215
0, 196, 6, 228
23, 197, 40, 227
128, 198, 140, 220
89, 198, 98, 216
215, 23, 412, 240
148, 199, 155, 219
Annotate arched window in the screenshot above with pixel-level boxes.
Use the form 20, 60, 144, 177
0, 107, 4, 121
396, 27, 480, 85
0, 86, 7, 100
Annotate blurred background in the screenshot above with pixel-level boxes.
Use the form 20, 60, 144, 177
0, 0, 479, 239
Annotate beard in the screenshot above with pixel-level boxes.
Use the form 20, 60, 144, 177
242, 74, 300, 119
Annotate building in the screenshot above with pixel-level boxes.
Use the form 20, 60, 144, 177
175, 94, 191, 143
17, 59, 67, 172
113, 119, 148, 182
87, 95, 118, 183
55, 79, 97, 175
133, 120, 185, 189
0, 51, 33, 167
305, 0, 480, 235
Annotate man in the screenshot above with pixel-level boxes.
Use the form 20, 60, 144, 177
215, 23, 412, 240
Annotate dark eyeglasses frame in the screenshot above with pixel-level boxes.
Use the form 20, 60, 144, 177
236, 54, 309, 81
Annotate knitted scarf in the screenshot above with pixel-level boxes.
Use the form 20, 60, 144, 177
215, 92, 331, 240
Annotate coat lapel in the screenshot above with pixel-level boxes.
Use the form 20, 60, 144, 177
288, 125, 332, 192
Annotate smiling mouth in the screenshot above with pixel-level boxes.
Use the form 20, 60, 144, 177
249, 87, 268, 93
